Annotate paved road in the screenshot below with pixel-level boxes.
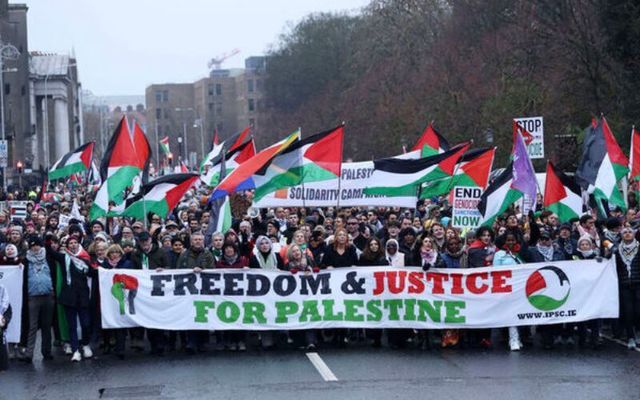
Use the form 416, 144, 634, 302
2, 335, 640, 400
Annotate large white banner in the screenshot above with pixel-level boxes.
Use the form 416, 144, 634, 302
0, 266, 23, 342
253, 160, 418, 208
100, 259, 618, 330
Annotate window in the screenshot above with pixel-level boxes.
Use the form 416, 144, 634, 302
216, 122, 223, 132
155, 91, 162, 102
216, 104, 222, 115
165, 125, 171, 135
208, 84, 214, 96
215, 84, 222, 96
164, 109, 170, 119
249, 118, 255, 128
21, 85, 25, 96
4, 84, 9, 95
256, 79, 262, 91
248, 99, 255, 112
247, 79, 254, 93
162, 90, 169, 102
156, 108, 162, 119
157, 125, 162, 135
208, 102, 214, 112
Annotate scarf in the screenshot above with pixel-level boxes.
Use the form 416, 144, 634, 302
578, 249, 594, 258
107, 257, 120, 268
619, 239, 639, 276
445, 247, 465, 259
420, 249, 437, 266
223, 253, 238, 266
26, 247, 47, 271
288, 254, 308, 269
604, 229, 620, 245
536, 243, 554, 261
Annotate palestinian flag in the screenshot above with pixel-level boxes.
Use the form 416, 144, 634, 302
122, 173, 199, 219
200, 139, 256, 187
364, 143, 470, 197
209, 130, 301, 201
160, 136, 171, 155
88, 160, 101, 186
200, 127, 250, 173
420, 147, 496, 199
576, 117, 629, 212
544, 161, 583, 222
629, 127, 640, 182
180, 161, 189, 173
411, 122, 449, 157
252, 125, 344, 202
48, 142, 94, 180
477, 165, 522, 226
90, 117, 151, 220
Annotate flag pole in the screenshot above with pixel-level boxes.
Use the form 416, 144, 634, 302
298, 127, 307, 211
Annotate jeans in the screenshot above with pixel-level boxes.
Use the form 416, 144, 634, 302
64, 306, 91, 352
24, 295, 54, 358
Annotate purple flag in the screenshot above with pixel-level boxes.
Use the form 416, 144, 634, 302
512, 131, 538, 210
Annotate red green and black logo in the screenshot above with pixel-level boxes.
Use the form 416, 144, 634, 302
111, 274, 139, 315
525, 266, 570, 311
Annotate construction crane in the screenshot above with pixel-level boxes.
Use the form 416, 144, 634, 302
207, 48, 240, 71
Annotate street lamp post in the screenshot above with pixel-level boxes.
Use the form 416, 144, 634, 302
175, 107, 194, 166
194, 119, 205, 161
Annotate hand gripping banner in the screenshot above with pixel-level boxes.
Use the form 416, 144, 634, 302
99, 258, 619, 330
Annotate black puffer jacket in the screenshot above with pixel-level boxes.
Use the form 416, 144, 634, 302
615, 248, 640, 287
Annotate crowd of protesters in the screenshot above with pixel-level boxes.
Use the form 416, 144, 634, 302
0, 183, 639, 371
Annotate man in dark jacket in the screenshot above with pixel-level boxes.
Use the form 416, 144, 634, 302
177, 232, 215, 271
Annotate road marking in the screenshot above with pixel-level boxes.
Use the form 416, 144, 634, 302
602, 335, 640, 353
306, 352, 338, 381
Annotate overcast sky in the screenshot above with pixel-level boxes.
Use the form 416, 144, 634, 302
25, 0, 369, 96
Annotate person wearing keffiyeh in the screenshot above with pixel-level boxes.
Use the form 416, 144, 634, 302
615, 227, 640, 349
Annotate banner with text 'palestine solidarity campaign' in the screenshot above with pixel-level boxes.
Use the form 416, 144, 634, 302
99, 259, 618, 330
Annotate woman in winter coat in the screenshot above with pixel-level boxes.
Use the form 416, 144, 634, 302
51, 234, 95, 362
249, 235, 285, 271
615, 227, 640, 349
493, 232, 525, 351
101, 244, 136, 358
385, 239, 405, 267
467, 227, 496, 268
0, 283, 11, 371
284, 243, 319, 350
409, 234, 445, 270
573, 235, 602, 348
357, 238, 389, 266
321, 228, 358, 269
215, 241, 249, 351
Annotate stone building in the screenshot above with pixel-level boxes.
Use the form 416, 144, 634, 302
146, 56, 266, 167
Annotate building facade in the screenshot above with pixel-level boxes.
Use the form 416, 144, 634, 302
145, 56, 266, 167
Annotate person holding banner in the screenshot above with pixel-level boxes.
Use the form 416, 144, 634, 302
573, 235, 603, 349
0, 283, 11, 371
614, 226, 640, 350
357, 238, 389, 267
493, 232, 525, 351
216, 241, 249, 351
384, 239, 405, 267
467, 227, 496, 349
249, 236, 284, 271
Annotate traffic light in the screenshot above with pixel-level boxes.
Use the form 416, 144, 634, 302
167, 153, 173, 166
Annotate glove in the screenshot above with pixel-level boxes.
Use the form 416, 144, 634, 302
422, 264, 430, 271
290, 268, 299, 275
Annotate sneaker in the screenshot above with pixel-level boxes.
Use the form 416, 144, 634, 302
306, 343, 317, 351
82, 345, 93, 358
628, 338, 637, 350
71, 351, 82, 362
509, 337, 521, 351
63, 343, 73, 355
238, 342, 246, 351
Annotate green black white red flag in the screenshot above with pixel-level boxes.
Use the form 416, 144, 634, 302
122, 173, 200, 220
411, 122, 449, 157
252, 125, 344, 202
90, 118, 151, 219
48, 142, 94, 181
364, 143, 470, 197
576, 117, 629, 213
544, 161, 584, 222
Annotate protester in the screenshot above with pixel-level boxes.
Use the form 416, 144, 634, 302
615, 226, 640, 349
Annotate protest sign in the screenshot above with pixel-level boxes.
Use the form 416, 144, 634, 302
0, 265, 23, 342
100, 259, 618, 330
515, 116, 544, 159
253, 160, 418, 208
452, 186, 482, 228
